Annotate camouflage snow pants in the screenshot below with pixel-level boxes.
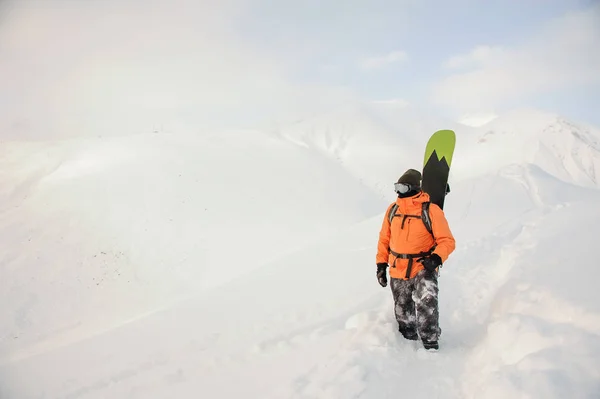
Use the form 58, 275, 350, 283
390, 269, 441, 342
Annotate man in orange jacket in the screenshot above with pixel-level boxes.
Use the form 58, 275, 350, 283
376, 168, 455, 350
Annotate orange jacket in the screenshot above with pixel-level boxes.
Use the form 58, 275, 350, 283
376, 191, 455, 280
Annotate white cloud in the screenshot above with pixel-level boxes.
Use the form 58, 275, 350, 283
0, 0, 356, 139
431, 5, 600, 114
360, 50, 408, 70
442, 45, 507, 70
458, 112, 499, 127
371, 98, 410, 107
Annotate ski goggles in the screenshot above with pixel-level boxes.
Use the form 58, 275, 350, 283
394, 182, 417, 194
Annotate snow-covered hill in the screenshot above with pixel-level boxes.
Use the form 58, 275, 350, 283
1, 108, 600, 398
453, 109, 600, 188
273, 101, 469, 196
0, 130, 385, 364
2, 164, 599, 399
275, 104, 600, 195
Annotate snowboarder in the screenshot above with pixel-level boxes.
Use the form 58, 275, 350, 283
375, 168, 456, 350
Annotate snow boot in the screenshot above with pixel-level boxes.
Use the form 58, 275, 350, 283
399, 327, 418, 341
422, 339, 439, 350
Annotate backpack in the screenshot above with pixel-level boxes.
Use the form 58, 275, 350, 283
386, 201, 437, 277
387, 201, 433, 237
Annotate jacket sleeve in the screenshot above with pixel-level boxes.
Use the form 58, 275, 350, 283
376, 203, 393, 264
429, 204, 456, 263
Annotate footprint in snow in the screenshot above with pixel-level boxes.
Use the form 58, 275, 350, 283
344, 311, 375, 330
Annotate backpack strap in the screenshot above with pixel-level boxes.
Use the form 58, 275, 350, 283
387, 202, 434, 238
390, 248, 435, 277
421, 202, 433, 237
387, 203, 398, 225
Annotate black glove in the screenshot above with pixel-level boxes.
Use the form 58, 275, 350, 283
376, 263, 388, 287
422, 253, 442, 272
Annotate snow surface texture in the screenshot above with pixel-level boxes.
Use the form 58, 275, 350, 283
2, 106, 600, 398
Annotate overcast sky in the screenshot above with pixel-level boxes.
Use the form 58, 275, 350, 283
1, 0, 599, 138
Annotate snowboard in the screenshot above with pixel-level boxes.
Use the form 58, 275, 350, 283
422, 129, 456, 210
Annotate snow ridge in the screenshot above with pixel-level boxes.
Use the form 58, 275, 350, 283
466, 110, 600, 188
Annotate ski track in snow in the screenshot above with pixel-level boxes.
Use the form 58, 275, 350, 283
286, 307, 463, 399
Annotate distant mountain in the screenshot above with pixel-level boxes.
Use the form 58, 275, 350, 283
274, 101, 470, 197
454, 109, 600, 189
276, 105, 600, 194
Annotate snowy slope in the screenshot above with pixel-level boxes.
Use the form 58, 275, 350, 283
2, 165, 600, 399
0, 130, 386, 364
2, 110, 600, 399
